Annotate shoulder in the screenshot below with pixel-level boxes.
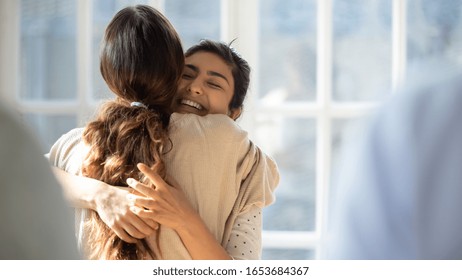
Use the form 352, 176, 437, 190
48, 127, 85, 168
170, 113, 248, 143
243, 141, 280, 204
52, 127, 84, 152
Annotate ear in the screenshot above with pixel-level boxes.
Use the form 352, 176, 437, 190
229, 107, 242, 120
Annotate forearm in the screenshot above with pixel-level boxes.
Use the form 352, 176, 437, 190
52, 166, 107, 210
128, 164, 232, 259
176, 212, 232, 260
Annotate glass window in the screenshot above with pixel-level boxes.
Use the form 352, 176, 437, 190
407, 0, 462, 65
24, 114, 77, 151
164, 0, 220, 49
258, 0, 317, 102
256, 0, 317, 260
20, 0, 77, 100
255, 116, 316, 232
332, 0, 392, 101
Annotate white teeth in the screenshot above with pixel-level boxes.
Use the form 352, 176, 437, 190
181, 99, 203, 110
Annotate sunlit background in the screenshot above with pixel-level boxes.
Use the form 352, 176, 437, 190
1, 0, 462, 259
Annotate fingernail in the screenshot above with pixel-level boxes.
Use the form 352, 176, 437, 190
126, 178, 134, 185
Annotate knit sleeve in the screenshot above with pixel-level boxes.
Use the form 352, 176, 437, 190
48, 127, 85, 171
222, 140, 280, 257
225, 205, 263, 260
236, 141, 280, 211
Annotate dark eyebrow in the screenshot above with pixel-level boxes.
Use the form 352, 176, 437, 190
207, 70, 230, 85
185, 64, 199, 73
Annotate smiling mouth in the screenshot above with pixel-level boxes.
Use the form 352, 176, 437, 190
180, 99, 204, 110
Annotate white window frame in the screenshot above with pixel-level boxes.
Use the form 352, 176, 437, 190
0, 0, 407, 258
223, 0, 407, 257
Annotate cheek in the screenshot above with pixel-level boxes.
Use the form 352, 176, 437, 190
208, 96, 231, 114
177, 80, 189, 92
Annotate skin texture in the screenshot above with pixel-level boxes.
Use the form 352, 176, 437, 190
53, 168, 157, 243
175, 51, 241, 119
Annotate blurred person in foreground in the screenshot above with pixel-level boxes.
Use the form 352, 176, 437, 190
0, 103, 80, 259
323, 60, 462, 259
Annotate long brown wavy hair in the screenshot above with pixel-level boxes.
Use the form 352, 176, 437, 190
80, 5, 184, 259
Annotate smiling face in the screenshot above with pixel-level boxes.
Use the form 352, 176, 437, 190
174, 51, 240, 119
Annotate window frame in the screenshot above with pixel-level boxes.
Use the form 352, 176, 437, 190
224, 0, 407, 257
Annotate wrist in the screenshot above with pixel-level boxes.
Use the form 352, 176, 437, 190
175, 211, 201, 237
90, 181, 112, 211
175, 212, 232, 260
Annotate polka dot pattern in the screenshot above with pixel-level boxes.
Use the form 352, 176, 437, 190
226, 205, 262, 260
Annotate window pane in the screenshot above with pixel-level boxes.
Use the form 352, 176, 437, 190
258, 0, 317, 102
24, 114, 77, 152
254, 116, 316, 232
332, 0, 391, 101
262, 248, 314, 260
407, 0, 462, 64
20, 0, 77, 100
164, 0, 220, 49
92, 0, 151, 100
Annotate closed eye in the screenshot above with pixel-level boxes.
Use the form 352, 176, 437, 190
208, 82, 222, 89
182, 64, 198, 80
182, 74, 193, 79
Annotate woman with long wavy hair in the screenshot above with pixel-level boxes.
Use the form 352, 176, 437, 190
75, 5, 183, 259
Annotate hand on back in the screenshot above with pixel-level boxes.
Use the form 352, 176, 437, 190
94, 185, 159, 243
126, 163, 198, 232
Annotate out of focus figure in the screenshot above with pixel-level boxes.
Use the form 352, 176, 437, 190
323, 60, 462, 259
0, 103, 80, 259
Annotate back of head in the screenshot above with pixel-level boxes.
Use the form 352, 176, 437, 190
100, 4, 184, 112
185, 39, 250, 114
81, 5, 184, 260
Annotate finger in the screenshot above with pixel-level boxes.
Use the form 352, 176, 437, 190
128, 194, 163, 209
127, 212, 159, 235
119, 220, 146, 240
137, 163, 168, 190
130, 206, 157, 220
112, 225, 138, 243
145, 219, 160, 230
127, 178, 155, 197
129, 188, 144, 196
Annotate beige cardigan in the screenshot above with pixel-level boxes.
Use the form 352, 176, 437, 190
49, 113, 279, 259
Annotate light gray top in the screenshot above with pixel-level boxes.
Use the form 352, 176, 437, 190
0, 104, 80, 259
324, 60, 462, 259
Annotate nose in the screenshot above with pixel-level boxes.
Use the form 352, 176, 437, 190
187, 80, 203, 95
